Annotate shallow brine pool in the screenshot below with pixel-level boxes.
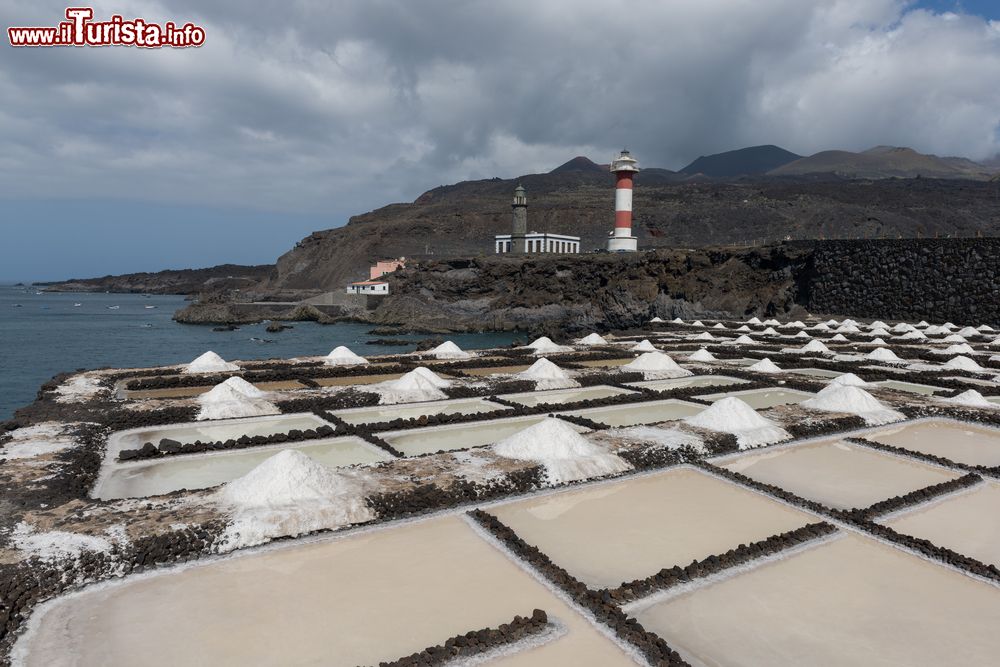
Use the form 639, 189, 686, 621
719, 439, 959, 510
106, 413, 335, 460
331, 397, 507, 425
872, 380, 946, 395
624, 375, 750, 391
868, 420, 1000, 467
558, 399, 704, 428
499, 385, 638, 407
630, 533, 1000, 667
882, 481, 1000, 568
14, 517, 636, 667
787, 368, 843, 379
489, 467, 813, 589
92, 436, 392, 500
694, 387, 813, 410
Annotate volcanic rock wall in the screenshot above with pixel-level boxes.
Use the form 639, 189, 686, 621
805, 239, 1000, 324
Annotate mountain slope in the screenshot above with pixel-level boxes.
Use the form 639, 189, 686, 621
770, 146, 995, 180
679, 145, 802, 177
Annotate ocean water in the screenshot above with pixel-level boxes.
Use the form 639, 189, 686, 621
0, 286, 521, 420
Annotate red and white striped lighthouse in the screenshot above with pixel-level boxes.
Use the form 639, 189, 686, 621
607, 149, 639, 252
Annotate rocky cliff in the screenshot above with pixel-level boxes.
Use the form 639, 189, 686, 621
366, 245, 813, 334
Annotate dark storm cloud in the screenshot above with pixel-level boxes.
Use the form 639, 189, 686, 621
1, 0, 999, 217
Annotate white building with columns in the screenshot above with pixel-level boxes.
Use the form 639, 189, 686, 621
495, 232, 580, 254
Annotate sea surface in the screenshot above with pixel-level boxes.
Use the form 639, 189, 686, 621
0, 286, 521, 420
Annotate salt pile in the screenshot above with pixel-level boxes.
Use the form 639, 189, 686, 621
801, 385, 904, 425
898, 330, 927, 340
692, 332, 716, 341
712, 323, 728, 330
526, 336, 573, 354
622, 351, 692, 379
631, 339, 658, 352
943, 334, 968, 343
603, 425, 705, 454
942, 390, 997, 408
869, 320, 889, 330
836, 324, 861, 334
196, 378, 278, 420
185, 351, 240, 374
924, 325, 948, 335
760, 327, 779, 336
782, 321, 806, 329
842, 319, 859, 327
516, 358, 579, 390
915, 320, 930, 328
691, 320, 705, 327
868, 337, 888, 346
824, 319, 839, 326
492, 418, 629, 484
374, 368, 450, 403
786, 340, 831, 354
649, 316, 665, 323
829, 333, 849, 342
688, 348, 716, 362
730, 334, 756, 345
830, 373, 867, 387
216, 450, 374, 550
811, 322, 832, 331
892, 323, 914, 333
429, 340, 472, 360
944, 355, 985, 372
763, 319, 780, 326
748, 358, 781, 373
978, 325, 995, 332
866, 347, 902, 362
942, 322, 958, 329
868, 327, 890, 338
684, 397, 790, 449
578, 333, 608, 345
746, 317, 762, 325
671, 317, 685, 324
325, 346, 368, 366
735, 325, 751, 332
793, 330, 811, 339
957, 327, 981, 338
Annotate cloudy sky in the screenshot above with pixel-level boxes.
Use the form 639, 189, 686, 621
2, 0, 999, 281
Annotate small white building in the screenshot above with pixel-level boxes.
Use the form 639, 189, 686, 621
345, 280, 389, 295
495, 232, 580, 254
